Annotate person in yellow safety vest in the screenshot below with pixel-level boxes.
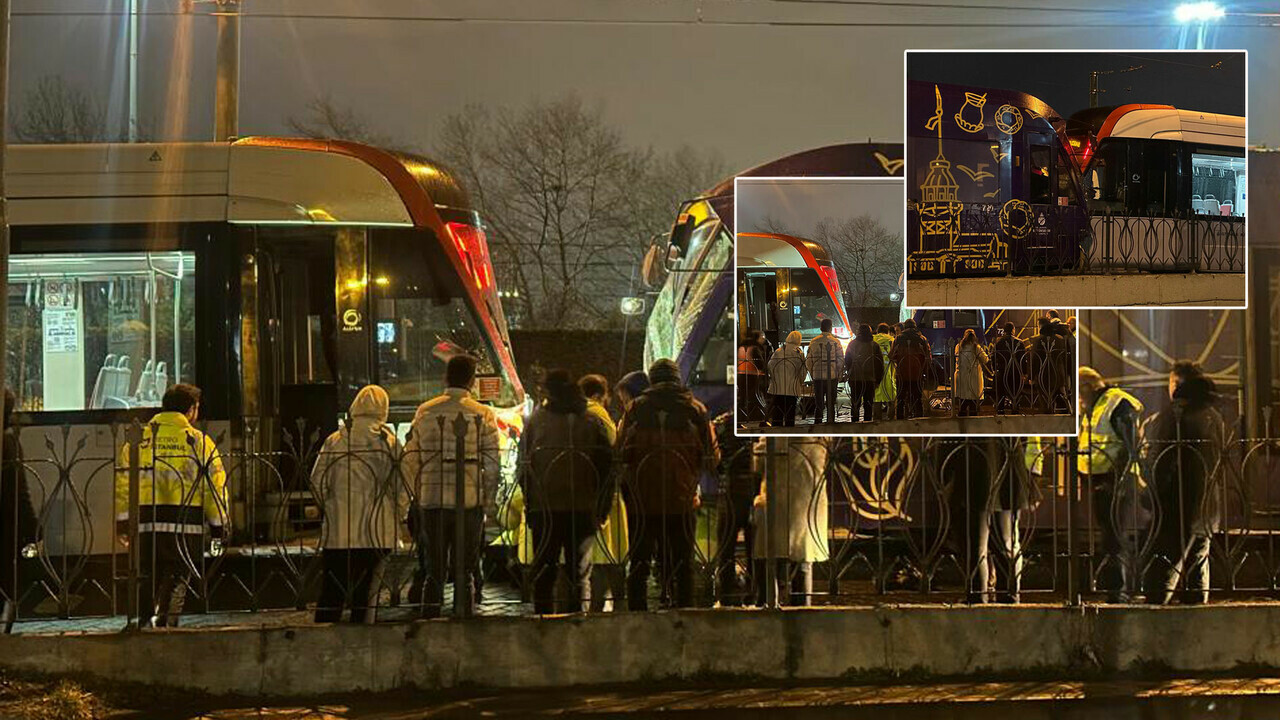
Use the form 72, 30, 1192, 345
1078, 366, 1144, 603
114, 384, 228, 628
1024, 436, 1046, 476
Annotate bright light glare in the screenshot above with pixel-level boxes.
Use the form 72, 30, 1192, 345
1174, 2, 1225, 22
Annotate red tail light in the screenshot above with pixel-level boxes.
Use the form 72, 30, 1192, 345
445, 221, 494, 292
817, 264, 841, 300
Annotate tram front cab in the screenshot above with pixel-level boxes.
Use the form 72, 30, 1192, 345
4, 138, 525, 560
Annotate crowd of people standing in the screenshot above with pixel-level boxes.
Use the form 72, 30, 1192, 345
736, 312, 1077, 427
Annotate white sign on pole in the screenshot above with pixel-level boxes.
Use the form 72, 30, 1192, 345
43, 309, 80, 353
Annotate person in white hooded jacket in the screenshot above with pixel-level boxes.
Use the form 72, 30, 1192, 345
767, 331, 808, 427
309, 385, 403, 623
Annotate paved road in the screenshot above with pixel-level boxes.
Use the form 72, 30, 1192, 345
125, 678, 1280, 719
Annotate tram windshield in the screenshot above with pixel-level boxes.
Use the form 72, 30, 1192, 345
370, 230, 517, 409
5, 251, 196, 412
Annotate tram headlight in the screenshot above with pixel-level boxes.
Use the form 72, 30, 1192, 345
620, 296, 646, 316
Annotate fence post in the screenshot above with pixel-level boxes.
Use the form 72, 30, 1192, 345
763, 436, 778, 609
125, 420, 143, 629
1065, 436, 1080, 606
452, 412, 472, 618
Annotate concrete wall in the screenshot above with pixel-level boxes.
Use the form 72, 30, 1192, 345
906, 274, 1245, 308
5, 605, 1280, 697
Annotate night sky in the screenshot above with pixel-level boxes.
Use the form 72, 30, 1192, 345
908, 51, 1246, 121
10, 2, 1279, 175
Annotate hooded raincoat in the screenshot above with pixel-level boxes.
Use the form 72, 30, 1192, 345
311, 386, 404, 550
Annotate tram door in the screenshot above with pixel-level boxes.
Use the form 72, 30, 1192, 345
254, 231, 340, 487
741, 270, 782, 348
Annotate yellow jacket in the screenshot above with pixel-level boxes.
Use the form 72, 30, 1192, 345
1079, 388, 1144, 475
586, 400, 628, 564
115, 412, 228, 534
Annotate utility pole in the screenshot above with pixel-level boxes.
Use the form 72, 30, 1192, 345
0, 0, 10, 450
213, 0, 241, 141
1088, 70, 1111, 108
126, 0, 139, 142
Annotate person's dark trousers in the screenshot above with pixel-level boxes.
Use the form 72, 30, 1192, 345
1088, 473, 1131, 602
411, 507, 485, 618
715, 494, 756, 606
897, 380, 924, 419
626, 512, 695, 611
849, 380, 874, 422
994, 372, 1018, 414
1144, 511, 1211, 605
527, 511, 596, 614
136, 531, 201, 628
773, 395, 798, 427
315, 548, 388, 623
957, 399, 978, 417
813, 379, 838, 425
737, 374, 765, 423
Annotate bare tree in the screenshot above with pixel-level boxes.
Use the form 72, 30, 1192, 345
815, 215, 901, 309
286, 94, 413, 152
437, 94, 723, 330
11, 75, 107, 143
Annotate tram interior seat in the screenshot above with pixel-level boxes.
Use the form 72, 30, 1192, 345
1203, 196, 1220, 216
1220, 201, 1233, 216
133, 360, 156, 404
154, 362, 168, 400
88, 354, 119, 409
1192, 195, 1204, 214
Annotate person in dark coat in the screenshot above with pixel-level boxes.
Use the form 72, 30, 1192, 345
990, 322, 1026, 415
1141, 361, 1224, 605
843, 324, 884, 423
889, 319, 931, 420
737, 330, 768, 424
519, 370, 614, 614
619, 359, 718, 610
711, 412, 761, 606
1029, 317, 1073, 413
939, 436, 1039, 604
1, 390, 39, 633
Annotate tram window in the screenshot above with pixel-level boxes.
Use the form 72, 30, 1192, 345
1029, 145, 1052, 204
790, 268, 843, 338
370, 231, 516, 408
1087, 140, 1128, 212
692, 308, 734, 386
1056, 152, 1078, 206
951, 310, 980, 327
5, 251, 197, 412
1192, 152, 1245, 217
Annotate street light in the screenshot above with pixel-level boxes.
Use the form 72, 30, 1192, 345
1174, 2, 1224, 49
1174, 2, 1225, 23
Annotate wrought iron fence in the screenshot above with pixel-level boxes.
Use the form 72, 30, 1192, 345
3, 406, 1276, 631
736, 332, 1074, 428
907, 205, 1245, 277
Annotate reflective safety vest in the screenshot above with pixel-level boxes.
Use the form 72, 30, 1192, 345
1078, 388, 1144, 475
738, 346, 765, 375
114, 412, 229, 534
1024, 436, 1046, 475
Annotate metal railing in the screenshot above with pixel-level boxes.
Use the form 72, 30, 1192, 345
907, 205, 1245, 277
2, 406, 1276, 630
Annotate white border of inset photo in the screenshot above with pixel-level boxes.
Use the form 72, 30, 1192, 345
900, 48, 1248, 311
733, 175, 1081, 438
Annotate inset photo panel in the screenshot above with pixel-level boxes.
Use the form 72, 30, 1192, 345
903, 50, 1246, 309
735, 177, 1079, 437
